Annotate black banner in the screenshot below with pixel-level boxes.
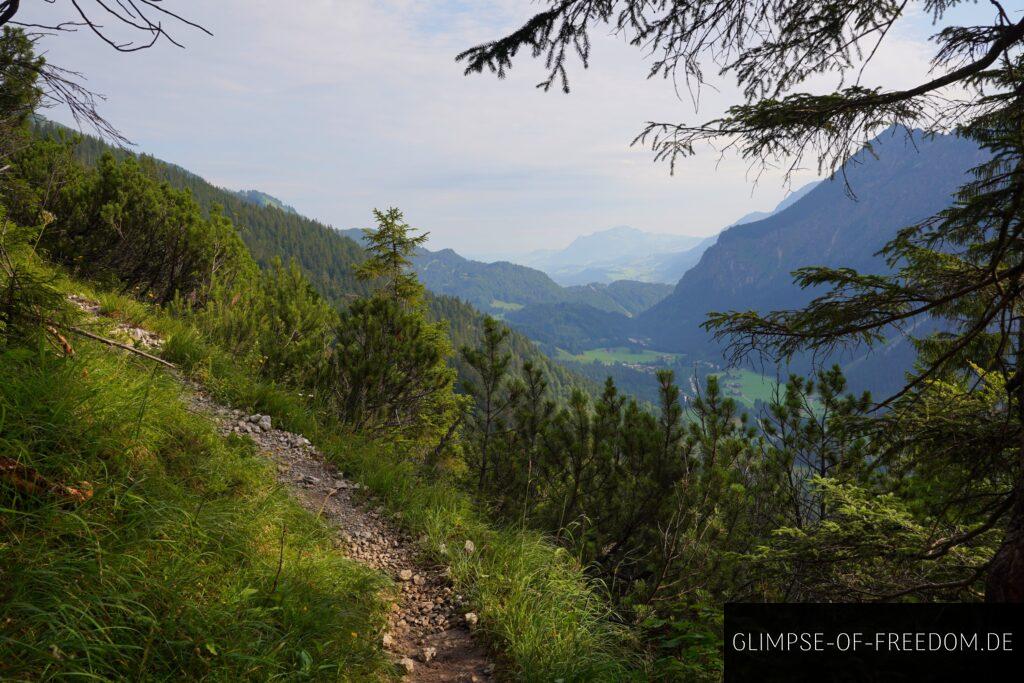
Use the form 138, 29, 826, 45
725, 603, 1023, 681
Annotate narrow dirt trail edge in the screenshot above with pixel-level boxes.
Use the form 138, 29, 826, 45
68, 295, 493, 681
188, 390, 495, 682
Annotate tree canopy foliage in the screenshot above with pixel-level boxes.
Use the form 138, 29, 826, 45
463, 1, 1024, 602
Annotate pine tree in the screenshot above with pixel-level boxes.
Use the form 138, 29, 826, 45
461, 316, 513, 491
0, 28, 42, 127
759, 367, 873, 529
330, 208, 455, 439
705, 107, 1024, 600
506, 361, 556, 518
356, 207, 428, 306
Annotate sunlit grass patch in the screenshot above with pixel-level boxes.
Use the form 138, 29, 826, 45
0, 343, 392, 681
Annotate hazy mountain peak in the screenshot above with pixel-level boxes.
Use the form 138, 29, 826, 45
582, 225, 645, 237
507, 184, 824, 286
567, 225, 697, 247
516, 226, 707, 285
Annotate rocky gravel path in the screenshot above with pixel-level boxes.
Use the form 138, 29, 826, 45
187, 391, 495, 682
69, 295, 494, 681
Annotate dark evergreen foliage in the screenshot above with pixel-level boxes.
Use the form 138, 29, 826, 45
44, 153, 253, 304
330, 208, 456, 436
461, 0, 1024, 658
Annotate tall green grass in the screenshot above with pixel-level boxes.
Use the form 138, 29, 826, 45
54, 282, 647, 679
0, 342, 392, 681
337, 437, 642, 682
151, 303, 645, 681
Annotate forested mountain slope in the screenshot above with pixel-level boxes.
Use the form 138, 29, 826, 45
413, 248, 671, 316
638, 130, 987, 356
648, 181, 818, 283
39, 121, 373, 303
35, 121, 590, 400
504, 301, 634, 353
498, 130, 988, 396
568, 279, 673, 315
635, 130, 986, 393
234, 189, 298, 214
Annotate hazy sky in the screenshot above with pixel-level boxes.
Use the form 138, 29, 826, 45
22, 1, 994, 258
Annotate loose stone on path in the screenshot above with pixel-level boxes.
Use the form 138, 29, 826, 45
187, 389, 494, 682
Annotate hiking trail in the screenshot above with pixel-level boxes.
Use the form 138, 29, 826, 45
71, 295, 495, 682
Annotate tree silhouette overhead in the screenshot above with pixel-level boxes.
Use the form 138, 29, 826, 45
0, 1, 208, 141
458, 1, 1023, 177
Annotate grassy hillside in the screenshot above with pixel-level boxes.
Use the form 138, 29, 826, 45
0, 311, 391, 680
711, 368, 779, 409
555, 346, 682, 365
116, 282, 640, 680
3, 119, 641, 680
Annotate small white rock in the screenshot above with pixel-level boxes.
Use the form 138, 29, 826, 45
399, 569, 414, 581
398, 657, 416, 674
419, 646, 437, 663
464, 612, 478, 627
463, 539, 475, 554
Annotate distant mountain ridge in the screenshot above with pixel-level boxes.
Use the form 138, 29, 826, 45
728, 181, 820, 227
525, 226, 703, 267
519, 226, 707, 285
339, 229, 672, 317
504, 129, 987, 396
508, 186, 819, 286
638, 131, 985, 355
641, 130, 987, 393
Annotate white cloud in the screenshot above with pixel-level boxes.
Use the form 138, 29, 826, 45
22, 0, 971, 255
